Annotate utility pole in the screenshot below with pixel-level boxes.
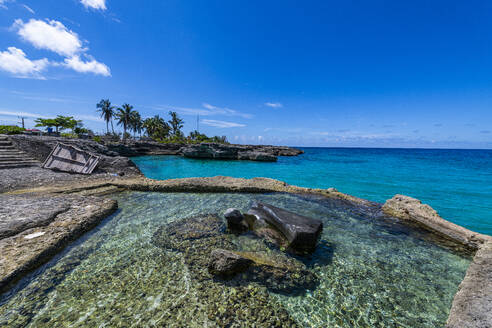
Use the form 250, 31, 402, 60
18, 117, 25, 129
197, 114, 199, 133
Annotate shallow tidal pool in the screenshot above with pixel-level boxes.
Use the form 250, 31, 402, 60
0, 192, 471, 327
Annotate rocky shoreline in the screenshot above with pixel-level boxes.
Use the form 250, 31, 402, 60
1, 171, 491, 327
9, 135, 304, 171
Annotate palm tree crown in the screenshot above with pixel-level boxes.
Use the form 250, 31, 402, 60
96, 99, 115, 134
116, 103, 135, 140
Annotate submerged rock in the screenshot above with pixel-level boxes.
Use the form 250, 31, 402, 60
224, 208, 249, 233
208, 249, 253, 276
247, 202, 323, 254
151, 214, 319, 326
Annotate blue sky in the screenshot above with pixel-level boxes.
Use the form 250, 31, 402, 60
0, 0, 491, 148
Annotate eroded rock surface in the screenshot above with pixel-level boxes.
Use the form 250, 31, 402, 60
447, 242, 492, 328
0, 194, 117, 290
382, 194, 492, 250
247, 202, 323, 254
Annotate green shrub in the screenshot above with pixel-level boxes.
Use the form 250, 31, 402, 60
0, 125, 25, 135
92, 135, 103, 144
61, 133, 78, 139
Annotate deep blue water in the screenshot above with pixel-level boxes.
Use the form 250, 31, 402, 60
132, 148, 492, 235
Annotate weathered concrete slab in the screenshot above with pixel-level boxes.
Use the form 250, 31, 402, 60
0, 194, 117, 290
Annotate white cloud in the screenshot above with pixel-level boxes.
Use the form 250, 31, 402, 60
22, 4, 35, 14
14, 19, 84, 57
202, 103, 253, 119
80, 0, 106, 10
0, 47, 49, 78
201, 119, 246, 128
0, 110, 49, 119
74, 114, 104, 122
155, 103, 253, 119
63, 55, 111, 76
0, 0, 10, 9
265, 102, 283, 108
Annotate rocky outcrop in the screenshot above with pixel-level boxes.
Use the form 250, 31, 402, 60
9, 136, 302, 167
208, 249, 253, 276
181, 143, 278, 161
382, 194, 492, 250
446, 241, 492, 328
246, 202, 323, 254
0, 194, 117, 290
181, 143, 301, 161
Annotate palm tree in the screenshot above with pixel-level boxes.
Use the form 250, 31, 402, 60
116, 103, 134, 141
96, 99, 115, 134
168, 111, 184, 138
143, 115, 170, 139
130, 111, 142, 138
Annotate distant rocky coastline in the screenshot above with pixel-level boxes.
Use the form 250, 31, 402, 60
9, 135, 304, 174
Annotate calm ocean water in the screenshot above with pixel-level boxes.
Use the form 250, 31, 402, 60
132, 148, 492, 235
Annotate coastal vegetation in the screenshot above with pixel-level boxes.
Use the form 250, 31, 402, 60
0, 125, 25, 135
2, 99, 229, 144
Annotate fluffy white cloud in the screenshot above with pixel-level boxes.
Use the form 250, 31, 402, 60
14, 19, 83, 57
80, 0, 106, 10
0, 47, 49, 78
63, 56, 111, 76
265, 102, 283, 108
201, 119, 246, 128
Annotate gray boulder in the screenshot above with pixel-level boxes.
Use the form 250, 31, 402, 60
208, 249, 253, 276
247, 202, 323, 254
224, 208, 249, 233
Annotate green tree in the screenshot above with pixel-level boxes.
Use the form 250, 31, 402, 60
35, 115, 79, 133
130, 111, 143, 138
143, 115, 170, 139
168, 111, 184, 138
116, 104, 134, 141
96, 99, 115, 134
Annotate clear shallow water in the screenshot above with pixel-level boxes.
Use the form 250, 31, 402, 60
132, 148, 492, 235
0, 192, 470, 327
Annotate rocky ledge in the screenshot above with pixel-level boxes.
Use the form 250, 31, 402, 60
382, 194, 492, 328
0, 193, 117, 291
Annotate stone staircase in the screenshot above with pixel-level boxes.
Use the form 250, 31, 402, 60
0, 135, 40, 169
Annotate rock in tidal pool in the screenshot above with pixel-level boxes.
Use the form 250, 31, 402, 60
224, 208, 249, 233
208, 249, 253, 276
246, 202, 323, 254
151, 214, 316, 326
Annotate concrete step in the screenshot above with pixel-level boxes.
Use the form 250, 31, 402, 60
0, 136, 8, 141
0, 146, 15, 150
0, 163, 40, 169
0, 157, 37, 162
0, 152, 25, 157
0, 141, 13, 146
0, 160, 39, 166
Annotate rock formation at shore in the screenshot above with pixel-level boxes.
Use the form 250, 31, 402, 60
9, 135, 303, 174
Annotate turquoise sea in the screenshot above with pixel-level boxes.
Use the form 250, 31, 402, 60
132, 147, 492, 236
